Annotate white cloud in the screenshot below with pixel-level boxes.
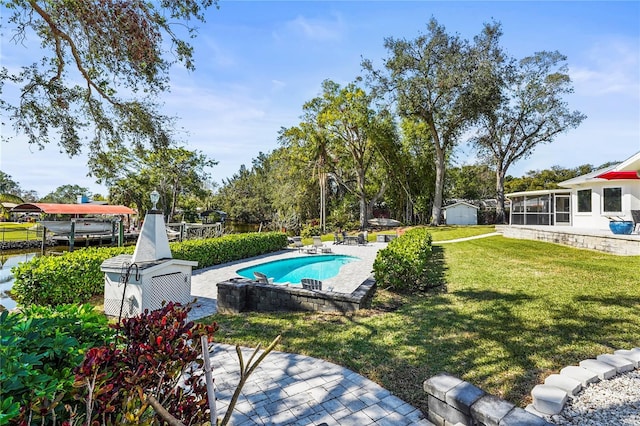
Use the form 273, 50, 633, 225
570, 37, 639, 97
279, 13, 346, 42
271, 79, 286, 92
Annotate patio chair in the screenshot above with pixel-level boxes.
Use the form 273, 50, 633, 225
303, 245, 318, 254
357, 233, 367, 246
291, 236, 304, 252
313, 236, 332, 253
253, 271, 273, 284
632, 210, 640, 234
301, 278, 322, 291
333, 231, 344, 245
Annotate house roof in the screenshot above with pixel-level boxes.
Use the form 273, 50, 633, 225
505, 189, 571, 198
10, 203, 136, 215
443, 201, 479, 210
559, 151, 640, 187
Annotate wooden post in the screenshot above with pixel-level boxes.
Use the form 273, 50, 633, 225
69, 221, 75, 252
41, 225, 46, 256
119, 221, 124, 247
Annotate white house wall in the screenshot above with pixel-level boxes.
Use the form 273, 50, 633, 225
570, 181, 640, 230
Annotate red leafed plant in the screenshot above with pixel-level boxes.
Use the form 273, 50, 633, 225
73, 302, 218, 425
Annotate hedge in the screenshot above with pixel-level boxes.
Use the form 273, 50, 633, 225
372, 227, 439, 293
12, 232, 288, 306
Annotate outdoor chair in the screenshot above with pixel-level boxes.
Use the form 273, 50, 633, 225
301, 278, 323, 291
333, 231, 344, 245
632, 210, 640, 234
303, 245, 318, 254
313, 236, 332, 253
357, 233, 367, 246
253, 271, 273, 284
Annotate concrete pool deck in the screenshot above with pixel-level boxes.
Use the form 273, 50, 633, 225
188, 240, 386, 321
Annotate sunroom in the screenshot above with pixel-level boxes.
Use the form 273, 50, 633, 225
507, 189, 572, 226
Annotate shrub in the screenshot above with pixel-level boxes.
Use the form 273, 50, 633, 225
12, 232, 288, 307
0, 304, 113, 425
73, 302, 218, 425
373, 227, 439, 293
300, 223, 323, 238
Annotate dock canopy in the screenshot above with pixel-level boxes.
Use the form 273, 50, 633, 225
11, 203, 136, 215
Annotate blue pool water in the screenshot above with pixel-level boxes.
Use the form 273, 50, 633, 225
236, 255, 359, 285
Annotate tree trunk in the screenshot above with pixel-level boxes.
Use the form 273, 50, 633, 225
357, 168, 367, 230
319, 172, 326, 233
495, 167, 506, 224
431, 146, 446, 226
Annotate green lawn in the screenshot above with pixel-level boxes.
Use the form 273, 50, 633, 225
0, 222, 41, 241
201, 232, 640, 414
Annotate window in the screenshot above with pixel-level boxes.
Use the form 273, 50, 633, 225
603, 187, 622, 212
577, 189, 592, 213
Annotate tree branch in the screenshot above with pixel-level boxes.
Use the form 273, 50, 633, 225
28, 0, 120, 107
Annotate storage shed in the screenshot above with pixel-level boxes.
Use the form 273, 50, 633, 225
443, 201, 479, 225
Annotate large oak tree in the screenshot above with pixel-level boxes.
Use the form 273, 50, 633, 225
363, 19, 503, 225
471, 50, 586, 223
1, 0, 215, 165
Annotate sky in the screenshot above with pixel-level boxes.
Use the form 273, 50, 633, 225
1, 1, 639, 199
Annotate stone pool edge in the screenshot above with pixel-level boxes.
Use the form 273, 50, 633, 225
216, 276, 376, 314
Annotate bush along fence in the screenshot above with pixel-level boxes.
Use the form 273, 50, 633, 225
372, 227, 441, 293
11, 232, 289, 307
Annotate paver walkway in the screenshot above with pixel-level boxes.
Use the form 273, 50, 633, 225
187, 241, 435, 425
211, 343, 432, 426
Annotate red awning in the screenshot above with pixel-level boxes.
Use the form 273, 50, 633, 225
595, 171, 640, 180
11, 203, 136, 215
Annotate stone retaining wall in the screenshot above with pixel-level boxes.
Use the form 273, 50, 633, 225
423, 373, 553, 426
216, 277, 376, 314
0, 239, 54, 251
423, 347, 640, 425
496, 225, 640, 256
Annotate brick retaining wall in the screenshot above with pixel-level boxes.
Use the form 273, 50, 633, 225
216, 277, 376, 314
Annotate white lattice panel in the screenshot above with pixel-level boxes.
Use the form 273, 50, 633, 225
147, 272, 190, 311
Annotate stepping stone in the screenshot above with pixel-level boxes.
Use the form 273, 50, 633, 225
531, 384, 568, 415
579, 359, 616, 380
559, 365, 599, 386
596, 354, 635, 373
614, 348, 640, 368
544, 374, 582, 396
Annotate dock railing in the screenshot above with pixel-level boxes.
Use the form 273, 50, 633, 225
165, 222, 224, 241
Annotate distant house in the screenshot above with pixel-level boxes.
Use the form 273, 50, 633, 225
506, 151, 640, 230
443, 201, 479, 225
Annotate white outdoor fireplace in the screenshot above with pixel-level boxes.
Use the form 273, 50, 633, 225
102, 191, 197, 318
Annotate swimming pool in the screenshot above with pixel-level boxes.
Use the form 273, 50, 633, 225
236, 254, 359, 285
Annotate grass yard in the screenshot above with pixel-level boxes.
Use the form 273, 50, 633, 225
0, 222, 41, 241
201, 232, 640, 414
